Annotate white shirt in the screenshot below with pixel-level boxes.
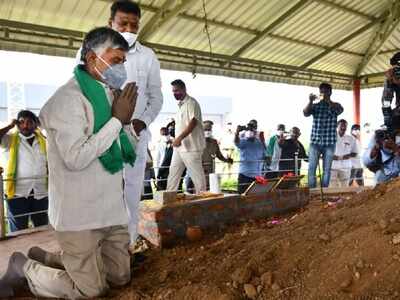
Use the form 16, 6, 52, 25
332, 134, 357, 170
1, 133, 47, 199
155, 137, 169, 175
76, 42, 163, 128
39, 78, 129, 232
175, 95, 206, 152
351, 137, 362, 169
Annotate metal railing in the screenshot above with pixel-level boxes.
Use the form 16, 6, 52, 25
0, 156, 374, 238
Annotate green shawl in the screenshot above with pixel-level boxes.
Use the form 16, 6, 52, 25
74, 66, 135, 174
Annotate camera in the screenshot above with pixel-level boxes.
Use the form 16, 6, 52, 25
382, 106, 400, 134
237, 125, 247, 132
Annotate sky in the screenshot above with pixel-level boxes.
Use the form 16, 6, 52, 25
0, 50, 385, 143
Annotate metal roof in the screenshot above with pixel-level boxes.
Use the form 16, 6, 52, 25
0, 0, 399, 90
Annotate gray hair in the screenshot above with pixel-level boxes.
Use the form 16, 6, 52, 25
81, 27, 129, 63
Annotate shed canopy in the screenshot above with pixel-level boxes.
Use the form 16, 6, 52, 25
0, 0, 399, 89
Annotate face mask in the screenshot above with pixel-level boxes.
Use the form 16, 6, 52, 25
119, 32, 137, 47
319, 93, 324, 100
352, 130, 360, 136
277, 130, 284, 136
204, 131, 212, 138
245, 130, 255, 139
396, 135, 400, 145
95, 55, 127, 89
162, 135, 170, 142
168, 128, 175, 137
174, 93, 185, 101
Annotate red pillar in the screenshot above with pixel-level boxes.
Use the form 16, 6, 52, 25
353, 79, 361, 125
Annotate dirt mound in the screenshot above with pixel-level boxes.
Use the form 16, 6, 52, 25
112, 179, 400, 300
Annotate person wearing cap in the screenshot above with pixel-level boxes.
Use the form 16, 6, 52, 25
0, 110, 48, 232
186, 120, 233, 191
349, 124, 364, 186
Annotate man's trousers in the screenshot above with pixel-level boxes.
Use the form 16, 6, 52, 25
24, 225, 130, 299
167, 150, 206, 193
124, 129, 150, 243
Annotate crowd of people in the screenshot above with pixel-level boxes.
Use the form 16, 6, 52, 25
1, 0, 400, 298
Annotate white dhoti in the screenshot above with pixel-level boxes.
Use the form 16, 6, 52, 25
124, 129, 151, 243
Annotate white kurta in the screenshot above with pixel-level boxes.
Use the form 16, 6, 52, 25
121, 42, 163, 243
1, 134, 47, 199
39, 78, 128, 232
76, 42, 163, 240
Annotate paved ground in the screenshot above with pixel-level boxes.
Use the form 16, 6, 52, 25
0, 227, 59, 275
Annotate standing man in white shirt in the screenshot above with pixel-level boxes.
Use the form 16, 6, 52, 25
349, 124, 364, 186
108, 1, 163, 245
0, 27, 137, 298
0, 110, 48, 232
330, 119, 358, 187
167, 79, 206, 193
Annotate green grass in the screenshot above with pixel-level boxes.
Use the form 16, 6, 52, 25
221, 178, 238, 190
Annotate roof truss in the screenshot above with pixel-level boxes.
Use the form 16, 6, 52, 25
230, 0, 311, 58
139, 0, 198, 41
355, 0, 400, 76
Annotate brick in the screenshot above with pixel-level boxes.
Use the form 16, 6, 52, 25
138, 190, 309, 247
208, 204, 225, 212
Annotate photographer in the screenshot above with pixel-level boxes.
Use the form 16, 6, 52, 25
363, 127, 400, 184
382, 52, 400, 131
234, 122, 266, 194
303, 82, 343, 188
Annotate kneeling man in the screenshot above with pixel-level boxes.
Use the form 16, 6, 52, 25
0, 27, 137, 298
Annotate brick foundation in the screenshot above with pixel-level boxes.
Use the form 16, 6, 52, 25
138, 188, 309, 247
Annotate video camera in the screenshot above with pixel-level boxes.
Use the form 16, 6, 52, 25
382, 105, 400, 134
238, 123, 257, 132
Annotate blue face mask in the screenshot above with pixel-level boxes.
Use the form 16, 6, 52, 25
95, 55, 127, 89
